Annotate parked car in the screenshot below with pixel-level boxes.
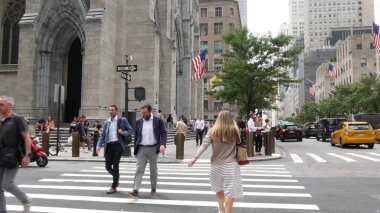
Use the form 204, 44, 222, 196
316, 118, 347, 142
279, 124, 302, 142
331, 121, 376, 149
302, 122, 317, 138
274, 124, 284, 140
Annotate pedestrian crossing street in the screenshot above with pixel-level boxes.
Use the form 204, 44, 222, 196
7, 162, 320, 212
289, 152, 380, 163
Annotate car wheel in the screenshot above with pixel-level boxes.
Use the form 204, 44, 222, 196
331, 142, 335, 146
316, 135, 320, 141
298, 138, 303, 142
368, 144, 374, 149
281, 138, 285, 142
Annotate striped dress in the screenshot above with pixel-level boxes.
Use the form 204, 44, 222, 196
194, 131, 244, 199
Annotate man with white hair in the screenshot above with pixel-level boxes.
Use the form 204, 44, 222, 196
0, 95, 32, 212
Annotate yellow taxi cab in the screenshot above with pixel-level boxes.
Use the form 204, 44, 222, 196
374, 124, 380, 142
331, 122, 376, 149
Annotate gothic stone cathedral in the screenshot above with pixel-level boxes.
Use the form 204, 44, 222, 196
0, 0, 203, 122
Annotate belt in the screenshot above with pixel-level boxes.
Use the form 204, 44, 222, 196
108, 141, 119, 144
140, 144, 157, 147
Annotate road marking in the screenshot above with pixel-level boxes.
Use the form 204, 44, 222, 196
39, 179, 303, 189
5, 193, 319, 210
290, 154, 303, 163
97, 167, 290, 173
346, 153, 380, 162
18, 185, 310, 197
326, 153, 356, 162
368, 152, 380, 157
119, 163, 286, 168
6, 204, 149, 213
79, 170, 293, 177
60, 174, 298, 182
306, 153, 327, 163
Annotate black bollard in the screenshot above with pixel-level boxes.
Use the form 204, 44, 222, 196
93, 131, 98, 156
42, 132, 49, 155
72, 132, 80, 157
247, 132, 255, 157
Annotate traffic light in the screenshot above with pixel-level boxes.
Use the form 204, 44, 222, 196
135, 87, 145, 101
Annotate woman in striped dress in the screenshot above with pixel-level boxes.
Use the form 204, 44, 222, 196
188, 110, 244, 213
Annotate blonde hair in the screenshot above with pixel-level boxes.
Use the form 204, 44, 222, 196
210, 110, 238, 143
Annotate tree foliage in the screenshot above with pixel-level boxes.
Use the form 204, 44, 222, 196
286, 77, 380, 123
210, 28, 302, 115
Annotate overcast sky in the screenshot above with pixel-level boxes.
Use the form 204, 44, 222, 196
248, 0, 380, 35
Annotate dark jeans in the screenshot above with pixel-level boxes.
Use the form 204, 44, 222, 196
105, 143, 123, 189
196, 129, 204, 145
255, 135, 263, 153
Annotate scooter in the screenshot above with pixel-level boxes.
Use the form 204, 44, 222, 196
30, 136, 48, 167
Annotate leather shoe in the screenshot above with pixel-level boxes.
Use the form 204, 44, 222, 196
106, 188, 117, 194
125, 190, 139, 199
151, 188, 156, 196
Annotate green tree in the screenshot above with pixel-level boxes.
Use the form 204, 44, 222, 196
210, 28, 302, 116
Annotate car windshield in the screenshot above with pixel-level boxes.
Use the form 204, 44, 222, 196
327, 119, 346, 126
286, 125, 298, 130
348, 124, 371, 130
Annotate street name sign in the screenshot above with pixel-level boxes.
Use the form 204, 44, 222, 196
117, 65, 138, 72
121, 73, 132, 81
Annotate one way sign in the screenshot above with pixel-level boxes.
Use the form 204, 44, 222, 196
117, 65, 138, 72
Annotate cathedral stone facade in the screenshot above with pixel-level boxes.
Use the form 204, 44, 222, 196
0, 0, 203, 122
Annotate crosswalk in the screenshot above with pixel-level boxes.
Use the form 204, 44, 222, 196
289, 152, 380, 163
7, 162, 320, 212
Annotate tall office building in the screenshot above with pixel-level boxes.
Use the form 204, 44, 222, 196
304, 0, 374, 49
236, 0, 247, 27
289, 0, 305, 37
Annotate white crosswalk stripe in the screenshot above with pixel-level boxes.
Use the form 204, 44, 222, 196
290, 154, 303, 163
306, 153, 327, 163
288, 152, 380, 163
8, 162, 319, 212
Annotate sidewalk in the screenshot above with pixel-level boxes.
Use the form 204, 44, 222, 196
48, 139, 283, 163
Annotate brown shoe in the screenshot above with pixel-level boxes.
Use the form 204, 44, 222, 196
106, 188, 117, 194
150, 188, 156, 196
125, 190, 139, 199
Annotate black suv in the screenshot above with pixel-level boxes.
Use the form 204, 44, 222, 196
302, 122, 317, 138
316, 118, 347, 142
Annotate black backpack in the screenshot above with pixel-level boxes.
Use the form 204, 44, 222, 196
117, 118, 131, 145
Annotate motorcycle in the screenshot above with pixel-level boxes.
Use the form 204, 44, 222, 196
30, 136, 48, 167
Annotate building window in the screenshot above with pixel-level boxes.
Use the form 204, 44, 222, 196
214, 22, 223, 35
229, 8, 234, 17
214, 101, 223, 110
229, 23, 235, 32
200, 23, 208, 36
2, 0, 25, 64
204, 100, 208, 110
360, 58, 367, 67
201, 8, 207, 18
214, 41, 223, 54
215, 7, 222, 17
214, 58, 223, 71
200, 41, 208, 51
357, 44, 362, 49
204, 78, 209, 92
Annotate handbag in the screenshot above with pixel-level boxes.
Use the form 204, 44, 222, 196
236, 131, 249, 165
0, 147, 20, 168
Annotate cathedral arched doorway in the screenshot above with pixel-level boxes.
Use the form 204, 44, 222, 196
64, 37, 82, 122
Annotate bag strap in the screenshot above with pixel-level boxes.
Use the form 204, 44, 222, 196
117, 118, 122, 130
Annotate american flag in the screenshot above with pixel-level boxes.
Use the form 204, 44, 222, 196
328, 63, 337, 78
373, 22, 380, 53
308, 83, 316, 96
191, 50, 207, 81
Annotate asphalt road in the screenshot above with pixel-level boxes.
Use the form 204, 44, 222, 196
6, 137, 380, 213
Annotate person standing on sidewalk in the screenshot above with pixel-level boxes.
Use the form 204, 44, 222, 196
188, 110, 244, 213
0, 96, 32, 212
175, 117, 188, 138
125, 103, 167, 198
195, 117, 205, 146
96, 105, 132, 194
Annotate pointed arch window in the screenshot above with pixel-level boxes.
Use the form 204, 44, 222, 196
1, 0, 25, 64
